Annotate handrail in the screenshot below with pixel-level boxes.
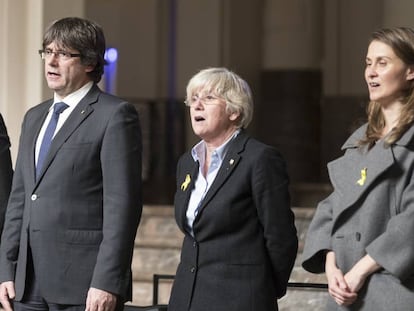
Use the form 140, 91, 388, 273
153, 274, 175, 305
286, 282, 328, 289
152, 274, 327, 305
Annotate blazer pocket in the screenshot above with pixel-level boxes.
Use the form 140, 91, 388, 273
65, 229, 103, 245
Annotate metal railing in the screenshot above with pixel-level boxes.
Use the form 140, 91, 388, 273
152, 273, 328, 306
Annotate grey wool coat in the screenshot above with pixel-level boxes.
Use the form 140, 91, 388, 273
302, 123, 414, 310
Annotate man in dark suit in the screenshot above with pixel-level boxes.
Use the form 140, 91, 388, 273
0, 113, 13, 236
0, 17, 142, 311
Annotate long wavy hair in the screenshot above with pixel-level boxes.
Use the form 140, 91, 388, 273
361, 27, 414, 147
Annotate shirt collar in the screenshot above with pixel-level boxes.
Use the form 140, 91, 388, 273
191, 129, 241, 162
52, 81, 94, 110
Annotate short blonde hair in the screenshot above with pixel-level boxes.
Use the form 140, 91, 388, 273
186, 67, 253, 129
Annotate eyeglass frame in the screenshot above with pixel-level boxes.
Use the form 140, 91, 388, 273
184, 94, 223, 107
38, 49, 82, 61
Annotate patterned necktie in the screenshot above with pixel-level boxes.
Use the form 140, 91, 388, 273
36, 102, 69, 180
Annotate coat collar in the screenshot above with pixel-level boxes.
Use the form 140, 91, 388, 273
341, 122, 414, 149
394, 122, 414, 147
34, 84, 100, 185
341, 124, 367, 149
329, 122, 414, 221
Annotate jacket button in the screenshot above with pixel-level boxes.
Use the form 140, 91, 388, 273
190, 267, 196, 273
31, 194, 37, 201
193, 241, 197, 247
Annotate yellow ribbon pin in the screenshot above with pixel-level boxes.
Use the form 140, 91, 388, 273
181, 174, 191, 191
356, 168, 367, 186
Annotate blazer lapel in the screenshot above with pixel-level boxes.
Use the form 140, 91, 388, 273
35, 86, 99, 184
195, 132, 247, 219
175, 158, 199, 231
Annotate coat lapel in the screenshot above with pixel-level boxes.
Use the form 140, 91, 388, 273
35, 85, 99, 184
327, 123, 414, 220
329, 140, 394, 217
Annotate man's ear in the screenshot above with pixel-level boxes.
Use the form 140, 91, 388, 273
85, 65, 95, 73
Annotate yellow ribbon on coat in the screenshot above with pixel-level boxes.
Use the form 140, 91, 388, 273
356, 168, 367, 186
181, 174, 191, 191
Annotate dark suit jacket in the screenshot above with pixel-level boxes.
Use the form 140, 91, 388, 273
0, 85, 142, 304
168, 131, 298, 311
0, 114, 13, 236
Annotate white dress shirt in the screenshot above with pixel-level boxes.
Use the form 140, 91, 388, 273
186, 129, 240, 235
35, 81, 93, 165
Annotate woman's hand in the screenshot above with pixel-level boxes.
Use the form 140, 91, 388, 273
325, 251, 358, 306
345, 254, 381, 293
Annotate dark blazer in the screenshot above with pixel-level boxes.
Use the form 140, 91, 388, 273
0, 114, 13, 236
0, 85, 142, 304
302, 124, 414, 310
168, 131, 298, 311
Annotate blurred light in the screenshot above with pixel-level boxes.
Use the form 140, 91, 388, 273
105, 48, 118, 63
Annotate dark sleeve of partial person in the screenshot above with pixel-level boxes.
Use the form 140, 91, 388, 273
0, 114, 13, 237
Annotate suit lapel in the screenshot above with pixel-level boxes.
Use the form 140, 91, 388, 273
29, 102, 52, 183
35, 85, 99, 184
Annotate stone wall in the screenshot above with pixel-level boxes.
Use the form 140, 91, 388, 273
131, 206, 181, 306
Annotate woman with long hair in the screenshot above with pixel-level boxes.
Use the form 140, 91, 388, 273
302, 27, 414, 310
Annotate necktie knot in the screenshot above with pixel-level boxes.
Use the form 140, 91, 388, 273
53, 102, 69, 115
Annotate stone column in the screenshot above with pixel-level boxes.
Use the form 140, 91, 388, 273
0, 0, 85, 162
0, 0, 44, 162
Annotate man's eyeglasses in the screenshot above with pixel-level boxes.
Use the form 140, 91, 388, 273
38, 49, 82, 61
184, 94, 221, 107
